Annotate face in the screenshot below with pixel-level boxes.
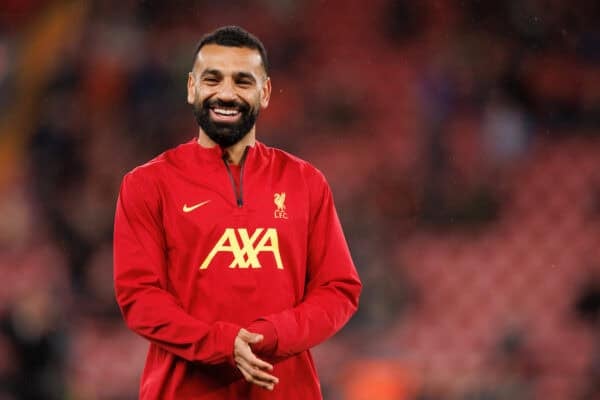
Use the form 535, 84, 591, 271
187, 44, 271, 147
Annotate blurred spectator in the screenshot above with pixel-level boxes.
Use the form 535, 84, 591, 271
1, 0, 599, 398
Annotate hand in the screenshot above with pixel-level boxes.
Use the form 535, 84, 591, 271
234, 328, 279, 390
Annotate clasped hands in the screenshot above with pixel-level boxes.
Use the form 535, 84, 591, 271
234, 328, 279, 391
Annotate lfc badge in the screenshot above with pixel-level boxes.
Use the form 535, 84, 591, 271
274, 192, 288, 219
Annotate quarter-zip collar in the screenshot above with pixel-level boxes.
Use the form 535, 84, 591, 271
222, 145, 250, 207
166, 139, 261, 207
188, 138, 257, 165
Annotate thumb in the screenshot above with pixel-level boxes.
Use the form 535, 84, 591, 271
238, 328, 263, 343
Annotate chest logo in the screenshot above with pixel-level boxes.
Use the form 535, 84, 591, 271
183, 200, 211, 213
199, 228, 283, 270
274, 193, 288, 219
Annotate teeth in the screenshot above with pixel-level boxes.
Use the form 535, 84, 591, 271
214, 108, 239, 116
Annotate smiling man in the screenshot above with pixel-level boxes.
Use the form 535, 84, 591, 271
113, 26, 361, 399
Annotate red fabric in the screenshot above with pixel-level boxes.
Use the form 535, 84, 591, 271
228, 163, 241, 187
247, 319, 278, 354
113, 139, 361, 399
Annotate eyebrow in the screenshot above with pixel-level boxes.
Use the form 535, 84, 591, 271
200, 69, 223, 78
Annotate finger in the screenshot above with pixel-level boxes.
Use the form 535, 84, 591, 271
236, 359, 279, 385
235, 357, 279, 384
237, 364, 275, 391
240, 348, 273, 371
234, 340, 274, 371
235, 356, 278, 383
238, 329, 263, 344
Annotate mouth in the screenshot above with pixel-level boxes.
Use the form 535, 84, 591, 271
209, 106, 242, 123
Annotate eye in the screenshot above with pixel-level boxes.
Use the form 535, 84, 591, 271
203, 77, 219, 85
237, 79, 253, 88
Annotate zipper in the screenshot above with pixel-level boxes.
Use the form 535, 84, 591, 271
222, 146, 250, 207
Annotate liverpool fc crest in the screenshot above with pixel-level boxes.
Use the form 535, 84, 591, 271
274, 192, 288, 219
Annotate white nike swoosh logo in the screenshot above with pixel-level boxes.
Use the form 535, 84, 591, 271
182, 200, 211, 213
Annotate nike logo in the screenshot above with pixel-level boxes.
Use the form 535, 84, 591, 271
183, 200, 211, 213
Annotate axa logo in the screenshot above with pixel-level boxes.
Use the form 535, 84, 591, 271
199, 228, 283, 270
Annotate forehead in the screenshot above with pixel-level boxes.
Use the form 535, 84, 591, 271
194, 44, 265, 76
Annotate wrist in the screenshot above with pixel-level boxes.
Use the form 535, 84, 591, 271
246, 319, 278, 355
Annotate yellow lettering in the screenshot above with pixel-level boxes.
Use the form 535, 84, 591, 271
199, 228, 238, 269
254, 228, 283, 269
199, 228, 284, 270
231, 228, 263, 268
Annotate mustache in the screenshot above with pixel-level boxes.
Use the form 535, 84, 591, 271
203, 98, 250, 112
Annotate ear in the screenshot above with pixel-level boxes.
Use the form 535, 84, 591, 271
260, 77, 272, 109
187, 72, 195, 105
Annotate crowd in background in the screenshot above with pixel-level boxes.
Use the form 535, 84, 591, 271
1, 0, 600, 399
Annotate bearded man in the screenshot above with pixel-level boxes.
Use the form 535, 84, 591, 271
113, 25, 361, 399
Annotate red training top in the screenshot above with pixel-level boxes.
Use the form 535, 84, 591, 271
113, 139, 362, 399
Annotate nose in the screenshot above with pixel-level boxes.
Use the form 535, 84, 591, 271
217, 78, 237, 101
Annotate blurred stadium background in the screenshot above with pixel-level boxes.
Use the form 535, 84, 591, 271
1, 0, 600, 399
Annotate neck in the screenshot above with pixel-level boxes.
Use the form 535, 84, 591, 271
197, 128, 256, 165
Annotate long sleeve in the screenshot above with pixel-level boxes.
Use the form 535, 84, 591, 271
113, 171, 241, 365
251, 168, 361, 358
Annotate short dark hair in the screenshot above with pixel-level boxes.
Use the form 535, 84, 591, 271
192, 26, 269, 74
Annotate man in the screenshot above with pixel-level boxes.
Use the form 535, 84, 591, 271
113, 26, 361, 399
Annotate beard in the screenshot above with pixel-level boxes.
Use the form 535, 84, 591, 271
192, 97, 258, 147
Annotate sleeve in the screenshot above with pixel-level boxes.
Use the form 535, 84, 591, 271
113, 171, 241, 365
248, 167, 362, 358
